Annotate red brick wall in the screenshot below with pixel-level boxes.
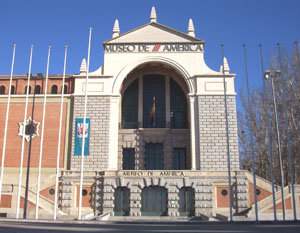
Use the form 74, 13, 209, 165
0, 77, 74, 95
40, 183, 61, 202
0, 101, 68, 168
20, 196, 37, 208
249, 182, 272, 206
269, 197, 292, 210
76, 186, 92, 207
0, 195, 12, 208
216, 186, 230, 208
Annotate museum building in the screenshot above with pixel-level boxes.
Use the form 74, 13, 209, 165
0, 7, 297, 219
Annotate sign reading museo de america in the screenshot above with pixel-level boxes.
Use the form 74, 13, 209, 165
104, 43, 203, 53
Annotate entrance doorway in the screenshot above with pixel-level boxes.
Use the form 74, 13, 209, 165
141, 186, 167, 216
114, 187, 130, 216
178, 187, 195, 216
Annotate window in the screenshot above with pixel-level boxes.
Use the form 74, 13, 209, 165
35, 85, 41, 94
122, 148, 135, 170
24, 85, 31, 94
121, 79, 138, 129
51, 85, 58, 94
63, 85, 68, 94
145, 143, 163, 170
143, 74, 165, 128
0, 86, 5, 95
173, 148, 186, 170
10, 86, 15, 94
170, 78, 187, 128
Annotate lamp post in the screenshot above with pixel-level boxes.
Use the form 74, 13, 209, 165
23, 74, 43, 219
264, 70, 286, 221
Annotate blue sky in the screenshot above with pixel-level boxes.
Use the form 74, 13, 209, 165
0, 0, 299, 110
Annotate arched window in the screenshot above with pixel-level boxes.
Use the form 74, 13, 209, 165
121, 79, 138, 129
10, 86, 15, 94
0, 86, 5, 95
51, 85, 58, 94
63, 85, 68, 94
35, 85, 41, 94
143, 74, 165, 128
24, 85, 31, 94
170, 78, 187, 129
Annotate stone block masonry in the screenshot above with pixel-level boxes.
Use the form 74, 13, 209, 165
70, 96, 111, 171
197, 95, 239, 171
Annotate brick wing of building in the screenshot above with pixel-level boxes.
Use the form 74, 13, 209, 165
0, 7, 298, 220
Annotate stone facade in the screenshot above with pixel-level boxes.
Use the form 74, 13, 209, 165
118, 129, 190, 170
70, 96, 111, 170
197, 95, 239, 171
94, 171, 249, 217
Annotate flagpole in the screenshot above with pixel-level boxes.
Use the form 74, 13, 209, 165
35, 46, 51, 219
277, 43, 297, 221
78, 27, 92, 220
243, 44, 258, 221
16, 45, 33, 219
259, 44, 277, 221
221, 44, 233, 222
53, 45, 68, 220
0, 44, 16, 203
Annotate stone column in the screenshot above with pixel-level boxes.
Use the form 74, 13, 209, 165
167, 185, 180, 217
138, 76, 143, 127
129, 185, 142, 216
166, 76, 170, 126
108, 95, 121, 170
188, 95, 196, 170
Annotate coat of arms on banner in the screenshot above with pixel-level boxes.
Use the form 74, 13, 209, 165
74, 118, 90, 156
77, 123, 88, 138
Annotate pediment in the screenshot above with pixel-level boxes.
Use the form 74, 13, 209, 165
104, 22, 204, 44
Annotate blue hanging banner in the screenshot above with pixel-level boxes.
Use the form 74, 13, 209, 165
74, 118, 90, 156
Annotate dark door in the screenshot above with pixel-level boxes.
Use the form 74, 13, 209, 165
179, 187, 195, 216
114, 187, 130, 216
145, 143, 163, 170
141, 186, 167, 216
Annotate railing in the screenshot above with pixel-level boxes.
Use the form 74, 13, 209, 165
120, 121, 187, 129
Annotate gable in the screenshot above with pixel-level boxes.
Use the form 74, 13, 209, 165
104, 22, 204, 44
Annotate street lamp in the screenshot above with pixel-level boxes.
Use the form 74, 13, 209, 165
23, 74, 43, 219
264, 69, 286, 221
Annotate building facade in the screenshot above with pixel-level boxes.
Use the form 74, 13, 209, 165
0, 7, 298, 219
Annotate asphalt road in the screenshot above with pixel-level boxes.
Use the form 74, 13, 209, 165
0, 221, 300, 233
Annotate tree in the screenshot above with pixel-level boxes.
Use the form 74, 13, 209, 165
238, 42, 300, 186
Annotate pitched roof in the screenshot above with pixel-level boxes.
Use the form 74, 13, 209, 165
103, 22, 205, 44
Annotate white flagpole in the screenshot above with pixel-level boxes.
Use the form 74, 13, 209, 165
35, 46, 51, 219
0, 44, 16, 203
53, 46, 68, 220
16, 45, 33, 219
78, 27, 92, 221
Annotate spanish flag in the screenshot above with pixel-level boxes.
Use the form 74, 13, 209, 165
150, 96, 155, 127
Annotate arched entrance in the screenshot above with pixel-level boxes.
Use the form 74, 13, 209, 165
114, 187, 130, 216
141, 186, 167, 216
118, 63, 191, 170
178, 187, 195, 216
